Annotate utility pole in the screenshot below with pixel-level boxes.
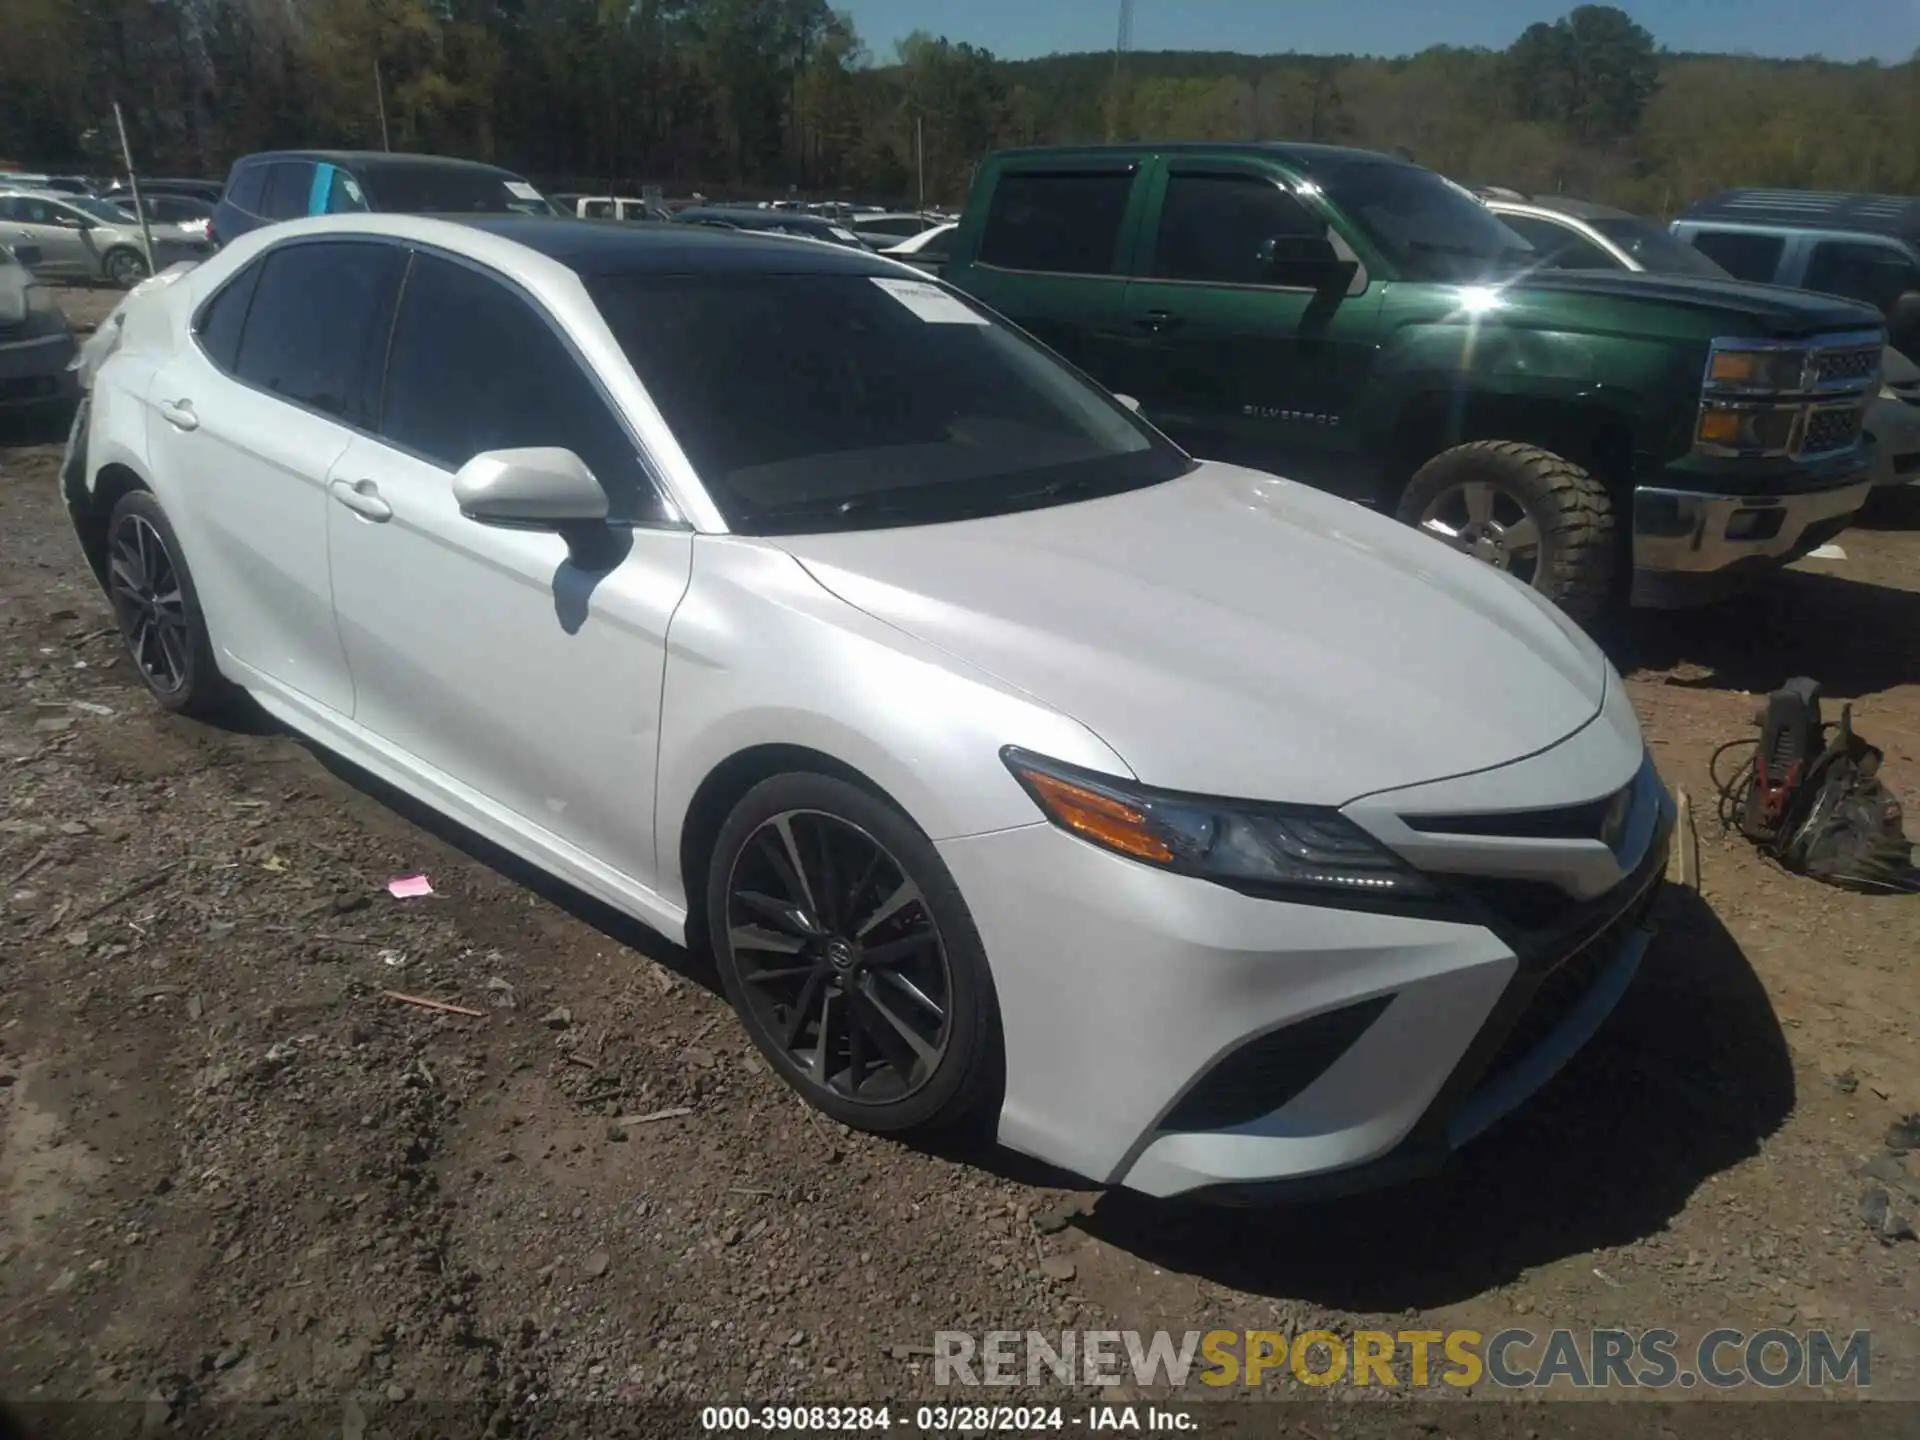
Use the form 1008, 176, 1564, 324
374, 62, 391, 151
112, 103, 156, 278
915, 115, 925, 212
1106, 0, 1134, 142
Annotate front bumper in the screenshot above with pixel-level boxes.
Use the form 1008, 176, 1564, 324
938, 743, 1673, 1201
1629, 476, 1870, 607
0, 327, 80, 407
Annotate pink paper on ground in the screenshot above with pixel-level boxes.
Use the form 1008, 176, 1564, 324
386, 874, 434, 899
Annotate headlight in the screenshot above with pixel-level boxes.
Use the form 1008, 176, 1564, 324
1001, 747, 1440, 900
1696, 403, 1796, 455
1705, 346, 1808, 392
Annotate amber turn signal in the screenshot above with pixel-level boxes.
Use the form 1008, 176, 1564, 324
1015, 769, 1175, 863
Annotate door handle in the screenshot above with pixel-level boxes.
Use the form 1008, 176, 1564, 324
328, 477, 392, 522
1134, 309, 1184, 333
158, 398, 198, 431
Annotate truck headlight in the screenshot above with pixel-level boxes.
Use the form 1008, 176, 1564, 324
1696, 403, 1796, 456
1706, 345, 1808, 392
1001, 747, 1440, 901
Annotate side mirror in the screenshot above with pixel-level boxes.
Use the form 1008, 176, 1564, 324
454, 447, 609, 525
1886, 291, 1920, 358
1257, 233, 1356, 294
1113, 393, 1142, 413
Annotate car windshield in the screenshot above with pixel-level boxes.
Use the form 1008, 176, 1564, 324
1306, 158, 1535, 281
1587, 216, 1732, 279
67, 196, 135, 225
590, 272, 1193, 534
356, 163, 557, 216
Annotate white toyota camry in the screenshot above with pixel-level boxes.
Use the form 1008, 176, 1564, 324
62, 213, 1673, 1201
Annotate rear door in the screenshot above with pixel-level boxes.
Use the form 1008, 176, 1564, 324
146, 238, 404, 715
947, 162, 1147, 386
1117, 159, 1385, 493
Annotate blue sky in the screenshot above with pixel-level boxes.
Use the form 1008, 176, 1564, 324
836, 0, 1919, 65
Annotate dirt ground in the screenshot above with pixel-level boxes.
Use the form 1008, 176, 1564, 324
2, 285, 1917, 1427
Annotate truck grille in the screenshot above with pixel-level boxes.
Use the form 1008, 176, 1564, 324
1800, 406, 1864, 455
1813, 345, 1880, 386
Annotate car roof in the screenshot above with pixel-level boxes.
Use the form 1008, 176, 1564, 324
674, 206, 842, 228
1496, 195, 1637, 222
453, 215, 895, 277
1681, 188, 1920, 241
231, 150, 528, 178
989, 140, 1410, 171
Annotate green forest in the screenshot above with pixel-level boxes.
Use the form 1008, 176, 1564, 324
2, 0, 1917, 215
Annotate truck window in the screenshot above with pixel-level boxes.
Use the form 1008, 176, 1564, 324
1685, 230, 1784, 284
1499, 214, 1618, 270
1152, 173, 1323, 285
1803, 239, 1920, 314
977, 171, 1134, 276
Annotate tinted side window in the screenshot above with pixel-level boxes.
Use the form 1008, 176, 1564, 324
259, 161, 318, 221
1152, 172, 1323, 284
232, 241, 404, 426
193, 261, 265, 373
1498, 214, 1618, 270
321, 166, 369, 214
1803, 240, 1920, 315
978, 171, 1134, 275
1687, 230, 1785, 283
378, 253, 661, 522
0, 196, 61, 224
224, 163, 267, 214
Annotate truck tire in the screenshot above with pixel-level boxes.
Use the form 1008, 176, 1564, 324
1396, 440, 1617, 621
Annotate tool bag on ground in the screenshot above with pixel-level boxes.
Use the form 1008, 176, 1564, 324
1715, 677, 1920, 893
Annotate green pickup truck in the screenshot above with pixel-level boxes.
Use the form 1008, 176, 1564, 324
942, 143, 1885, 620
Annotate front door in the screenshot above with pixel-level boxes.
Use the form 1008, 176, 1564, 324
324, 248, 691, 887
1118, 161, 1383, 495
146, 238, 404, 716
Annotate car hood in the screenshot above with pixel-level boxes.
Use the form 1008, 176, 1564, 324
775, 461, 1611, 806
1503, 269, 1883, 338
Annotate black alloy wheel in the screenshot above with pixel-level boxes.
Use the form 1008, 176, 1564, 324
727, 809, 953, 1102
708, 772, 999, 1133
109, 511, 191, 698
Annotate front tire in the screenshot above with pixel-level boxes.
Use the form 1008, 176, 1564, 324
104, 490, 229, 715
1396, 440, 1617, 621
706, 772, 1000, 1134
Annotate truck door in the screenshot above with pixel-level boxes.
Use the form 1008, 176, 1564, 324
1119, 159, 1383, 495
946, 162, 1147, 388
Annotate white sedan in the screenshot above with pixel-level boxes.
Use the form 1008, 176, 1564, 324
63, 213, 1672, 1200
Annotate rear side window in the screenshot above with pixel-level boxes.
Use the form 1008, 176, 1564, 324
377, 253, 661, 521
1152, 172, 1324, 284
1498, 213, 1618, 270
320, 166, 369, 215
193, 261, 265, 373
231, 241, 405, 426
1802, 240, 1920, 314
1686, 230, 1784, 283
259, 161, 317, 221
978, 171, 1135, 275
223, 163, 267, 214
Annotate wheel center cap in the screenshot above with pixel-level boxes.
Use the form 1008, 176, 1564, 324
825, 937, 856, 973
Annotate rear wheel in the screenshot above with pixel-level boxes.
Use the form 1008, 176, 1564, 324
707, 772, 1000, 1134
1396, 440, 1617, 621
105, 491, 229, 715
103, 247, 149, 289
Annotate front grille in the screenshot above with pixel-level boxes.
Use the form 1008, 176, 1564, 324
1161, 996, 1392, 1132
1813, 345, 1880, 386
1402, 785, 1627, 842
1473, 877, 1661, 1088
1801, 406, 1864, 455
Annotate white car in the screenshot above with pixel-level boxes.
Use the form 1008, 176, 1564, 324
64, 213, 1672, 1201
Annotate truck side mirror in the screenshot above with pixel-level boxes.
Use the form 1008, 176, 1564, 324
1258, 233, 1356, 294
1886, 291, 1920, 359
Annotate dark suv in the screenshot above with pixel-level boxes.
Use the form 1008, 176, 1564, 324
945, 144, 1885, 620
210, 151, 557, 246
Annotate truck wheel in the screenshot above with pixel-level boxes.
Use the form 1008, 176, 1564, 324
1396, 440, 1617, 620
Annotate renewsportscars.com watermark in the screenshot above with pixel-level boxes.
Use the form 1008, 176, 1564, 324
933, 1328, 1872, 1391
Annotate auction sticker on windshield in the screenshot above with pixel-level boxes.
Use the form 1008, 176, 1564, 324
506, 181, 544, 200
871, 276, 987, 324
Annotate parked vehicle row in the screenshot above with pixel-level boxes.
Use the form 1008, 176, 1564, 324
64, 212, 1672, 1203
0, 189, 212, 287
0, 239, 80, 414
